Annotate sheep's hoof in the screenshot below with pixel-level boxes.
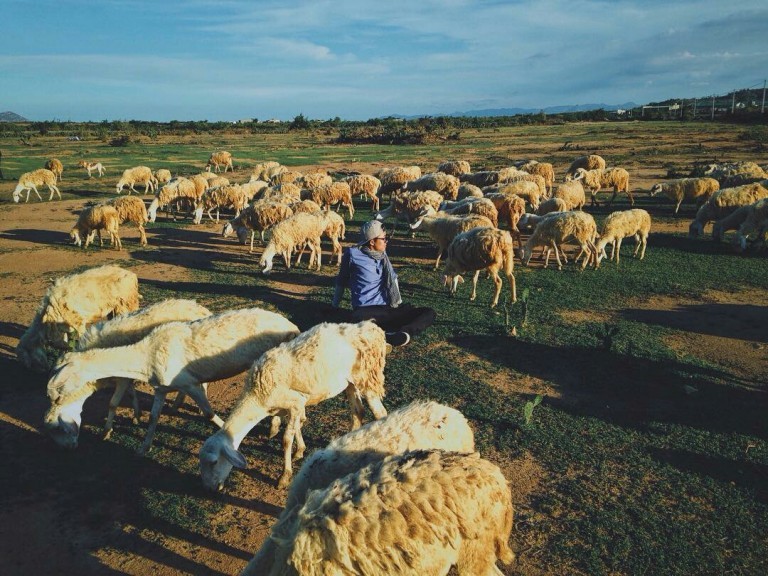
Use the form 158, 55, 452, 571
103, 429, 113, 440
277, 473, 292, 489
132, 417, 140, 425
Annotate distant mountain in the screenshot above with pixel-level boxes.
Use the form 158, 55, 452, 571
0, 111, 28, 122
392, 102, 637, 119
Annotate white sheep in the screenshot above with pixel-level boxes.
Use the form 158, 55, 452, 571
482, 193, 526, 246
16, 265, 140, 373
601, 167, 632, 207
436, 160, 471, 177
688, 183, 768, 237
499, 172, 548, 199
457, 183, 484, 199
374, 165, 422, 199
404, 172, 461, 200
206, 150, 234, 173
199, 320, 388, 490
296, 210, 346, 267
153, 168, 172, 185
566, 154, 606, 178
569, 167, 603, 205
459, 170, 501, 188
734, 198, 768, 251
271, 170, 303, 186
116, 166, 155, 195
12, 169, 61, 202
703, 161, 768, 187
442, 226, 516, 307
485, 180, 542, 211
519, 160, 555, 195
245, 450, 514, 576
45, 158, 64, 182
44, 307, 300, 454
307, 182, 354, 219
711, 204, 753, 243
147, 177, 201, 223
251, 161, 283, 181
246, 400, 476, 573
342, 174, 382, 211
536, 196, 568, 215
595, 209, 652, 266
298, 172, 333, 192
521, 210, 597, 270
77, 160, 106, 178
260, 212, 327, 274
69, 204, 122, 250
410, 207, 495, 269
223, 201, 294, 252
376, 190, 446, 233
194, 184, 249, 224
553, 180, 587, 211
105, 196, 149, 246
649, 177, 720, 215
439, 196, 499, 228
289, 199, 322, 214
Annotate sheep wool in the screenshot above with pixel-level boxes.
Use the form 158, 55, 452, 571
105, 196, 149, 246
650, 177, 720, 215
375, 165, 422, 198
689, 182, 768, 237
405, 172, 461, 200
148, 177, 200, 223
12, 169, 61, 203
206, 150, 234, 173
436, 160, 471, 177
410, 207, 495, 269
566, 154, 606, 178
223, 201, 294, 252
116, 166, 155, 195
260, 211, 327, 274
595, 208, 652, 266
734, 197, 768, 250
342, 174, 382, 211
440, 197, 499, 228
194, 184, 249, 224
308, 182, 354, 219
70, 205, 122, 251
522, 210, 597, 270
45, 158, 64, 182
519, 161, 555, 194
553, 180, 587, 211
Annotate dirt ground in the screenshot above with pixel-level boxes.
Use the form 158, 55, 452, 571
0, 158, 766, 575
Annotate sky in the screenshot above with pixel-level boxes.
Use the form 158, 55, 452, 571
1, 0, 767, 122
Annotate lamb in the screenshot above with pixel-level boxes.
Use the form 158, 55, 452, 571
733, 198, 768, 251
12, 169, 61, 202
245, 400, 476, 573
206, 150, 234, 173
153, 168, 172, 186
307, 182, 354, 219
199, 320, 388, 490
116, 166, 155, 195
521, 211, 598, 270
194, 184, 249, 224
595, 209, 652, 266
260, 211, 327, 274
375, 165, 422, 199
410, 207, 495, 269
566, 154, 606, 178
69, 204, 122, 250
439, 197, 499, 228
436, 160, 471, 177
16, 265, 140, 373
442, 226, 516, 307
649, 177, 720, 215
519, 160, 555, 195
105, 195, 149, 246
147, 177, 200, 222
45, 158, 64, 182
67, 299, 213, 442
553, 180, 586, 211
244, 450, 514, 576
77, 161, 106, 178
44, 307, 300, 454
404, 172, 461, 201
223, 201, 294, 252
342, 174, 382, 211
688, 183, 768, 237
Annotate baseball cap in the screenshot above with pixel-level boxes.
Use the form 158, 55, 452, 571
358, 220, 387, 245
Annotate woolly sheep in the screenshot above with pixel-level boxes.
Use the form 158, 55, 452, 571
734, 198, 768, 251
595, 209, 652, 266
442, 226, 516, 307
269, 182, 302, 202
148, 177, 200, 223
536, 196, 568, 215
375, 165, 422, 199
251, 161, 283, 181
116, 166, 155, 195
247, 450, 514, 576
246, 400, 476, 573
245, 177, 271, 199
289, 199, 323, 214
342, 174, 382, 211
296, 210, 346, 266
600, 167, 632, 207
711, 204, 753, 243
440, 196, 499, 228
206, 150, 234, 173
12, 169, 61, 203
483, 193, 526, 248
457, 183, 484, 199
44, 307, 300, 454
77, 161, 106, 178
649, 177, 720, 215
16, 265, 140, 373
70, 204, 122, 251
199, 320, 388, 490
307, 182, 354, 219
223, 201, 294, 252
566, 154, 606, 178
688, 183, 768, 237
485, 180, 542, 211
553, 180, 587, 211
459, 170, 501, 188
297, 172, 332, 191
410, 207, 495, 269
376, 189, 445, 232
521, 210, 597, 270
271, 170, 303, 186
519, 161, 555, 195
153, 169, 172, 185
45, 158, 64, 182
436, 160, 471, 177
260, 212, 327, 274
239, 180, 270, 203
569, 167, 602, 206
703, 161, 768, 187
500, 173, 548, 199
404, 172, 461, 201
105, 196, 149, 246
194, 184, 249, 224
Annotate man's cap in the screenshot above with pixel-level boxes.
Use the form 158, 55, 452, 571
358, 220, 386, 245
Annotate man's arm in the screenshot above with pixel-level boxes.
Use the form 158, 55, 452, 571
331, 248, 351, 307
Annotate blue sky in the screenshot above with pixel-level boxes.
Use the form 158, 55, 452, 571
2, 0, 766, 121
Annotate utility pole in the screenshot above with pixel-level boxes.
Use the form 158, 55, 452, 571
762, 79, 766, 114
731, 92, 736, 114
693, 98, 698, 118
711, 95, 715, 120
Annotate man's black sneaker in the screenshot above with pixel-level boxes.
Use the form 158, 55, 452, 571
386, 331, 411, 347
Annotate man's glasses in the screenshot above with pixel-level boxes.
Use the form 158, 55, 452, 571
375, 236, 388, 243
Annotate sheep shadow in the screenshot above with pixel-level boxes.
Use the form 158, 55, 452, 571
0, 321, 26, 358
0, 228, 68, 246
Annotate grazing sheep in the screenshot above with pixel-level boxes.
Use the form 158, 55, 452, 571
147, 177, 200, 223
688, 183, 768, 237
483, 193, 526, 248
569, 167, 603, 205
459, 170, 501, 188
404, 172, 461, 201
246, 450, 514, 576
307, 182, 354, 219
440, 197, 500, 228
206, 150, 234, 173
536, 196, 568, 215
12, 169, 61, 203
566, 154, 606, 178
116, 166, 155, 195
457, 183, 484, 199
734, 198, 768, 251
223, 201, 294, 252
194, 184, 249, 224
260, 212, 327, 274
269, 182, 302, 202
288, 199, 322, 214
271, 170, 303, 186
246, 400, 476, 573
485, 180, 542, 211
521, 210, 597, 270
251, 161, 282, 181
519, 161, 555, 195
711, 204, 753, 243
45, 158, 64, 182
436, 160, 471, 177
601, 167, 632, 207
308, 210, 346, 265
69, 205, 122, 251
69, 299, 213, 442
410, 207, 494, 269
199, 320, 388, 490
443, 226, 516, 307
297, 172, 332, 191
375, 165, 422, 199
153, 169, 172, 186
105, 196, 149, 246
77, 161, 106, 178
595, 209, 652, 266
649, 177, 720, 215
44, 307, 300, 454
703, 161, 768, 187
244, 177, 271, 200
376, 190, 445, 232
499, 172, 548, 199
342, 174, 382, 211
16, 265, 140, 373
553, 180, 587, 211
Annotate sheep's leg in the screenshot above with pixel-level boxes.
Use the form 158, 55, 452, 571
626, 190, 635, 206
49, 185, 61, 201
104, 378, 133, 440
183, 385, 225, 428
139, 390, 169, 455
363, 391, 387, 420
347, 202, 355, 220
579, 243, 592, 270
345, 385, 366, 430
615, 238, 623, 264
30, 185, 43, 201
139, 225, 147, 247
249, 232, 256, 253
552, 240, 563, 270
506, 269, 517, 303
490, 271, 503, 308
277, 408, 302, 489
312, 240, 322, 270
470, 270, 481, 301
268, 415, 282, 439
635, 234, 647, 259
434, 248, 444, 270
608, 191, 618, 207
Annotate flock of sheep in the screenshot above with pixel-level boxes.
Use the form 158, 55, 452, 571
11, 148, 768, 575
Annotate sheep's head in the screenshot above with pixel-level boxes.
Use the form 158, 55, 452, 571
649, 183, 663, 196
12, 185, 24, 203
235, 226, 249, 245
199, 434, 247, 492
442, 273, 464, 295
222, 222, 234, 238
688, 220, 704, 238
15, 339, 55, 373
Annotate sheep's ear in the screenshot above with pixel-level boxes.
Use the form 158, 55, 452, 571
223, 444, 247, 469
455, 275, 465, 284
